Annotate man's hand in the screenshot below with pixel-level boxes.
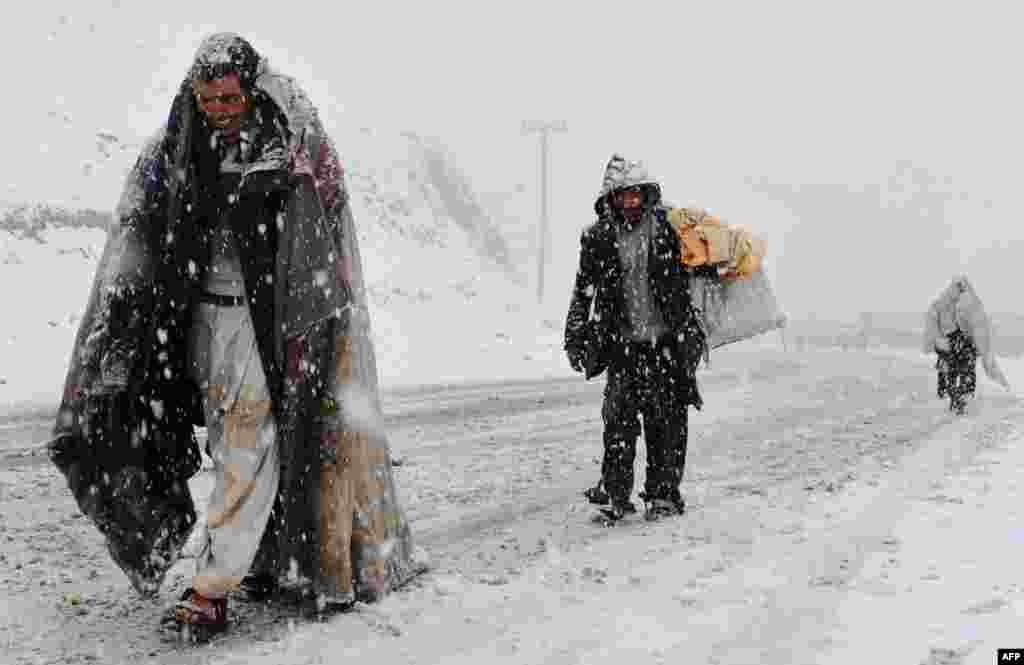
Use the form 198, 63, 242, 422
566, 346, 586, 373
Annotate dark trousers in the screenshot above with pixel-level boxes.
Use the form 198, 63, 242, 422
936, 329, 977, 412
601, 338, 689, 503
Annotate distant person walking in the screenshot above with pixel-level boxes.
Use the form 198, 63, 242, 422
923, 275, 1010, 414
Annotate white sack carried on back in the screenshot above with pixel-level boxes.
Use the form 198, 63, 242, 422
690, 268, 787, 350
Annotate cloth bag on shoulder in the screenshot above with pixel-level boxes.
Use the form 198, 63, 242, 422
690, 268, 787, 350
666, 207, 786, 350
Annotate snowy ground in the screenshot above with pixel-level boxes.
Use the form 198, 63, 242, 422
2, 344, 1023, 664
4, 209, 1024, 665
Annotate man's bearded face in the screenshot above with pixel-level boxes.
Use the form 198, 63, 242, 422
192, 74, 249, 143
613, 188, 644, 224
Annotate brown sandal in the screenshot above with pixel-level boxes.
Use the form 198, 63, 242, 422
173, 588, 227, 639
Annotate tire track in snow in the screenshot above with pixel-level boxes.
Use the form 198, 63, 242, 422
404, 351, 956, 586
0, 348, 978, 664
656, 394, 1024, 664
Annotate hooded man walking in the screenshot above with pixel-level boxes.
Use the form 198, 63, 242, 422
564, 154, 707, 522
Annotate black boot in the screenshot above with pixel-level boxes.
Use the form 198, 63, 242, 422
642, 493, 686, 521
239, 573, 279, 601
599, 497, 637, 522
583, 483, 610, 506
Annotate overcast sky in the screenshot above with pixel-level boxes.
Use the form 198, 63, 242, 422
4, 0, 1022, 320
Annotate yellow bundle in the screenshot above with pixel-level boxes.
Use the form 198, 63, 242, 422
666, 207, 766, 280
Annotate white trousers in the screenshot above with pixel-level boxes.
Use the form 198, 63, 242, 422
188, 302, 279, 598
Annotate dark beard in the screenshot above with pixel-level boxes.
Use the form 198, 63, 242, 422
612, 205, 644, 227
621, 208, 643, 224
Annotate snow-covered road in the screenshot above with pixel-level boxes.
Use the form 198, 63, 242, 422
2, 347, 1022, 664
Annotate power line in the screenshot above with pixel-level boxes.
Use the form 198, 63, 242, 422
522, 120, 567, 304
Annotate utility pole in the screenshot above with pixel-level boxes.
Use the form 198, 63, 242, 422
522, 119, 567, 304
